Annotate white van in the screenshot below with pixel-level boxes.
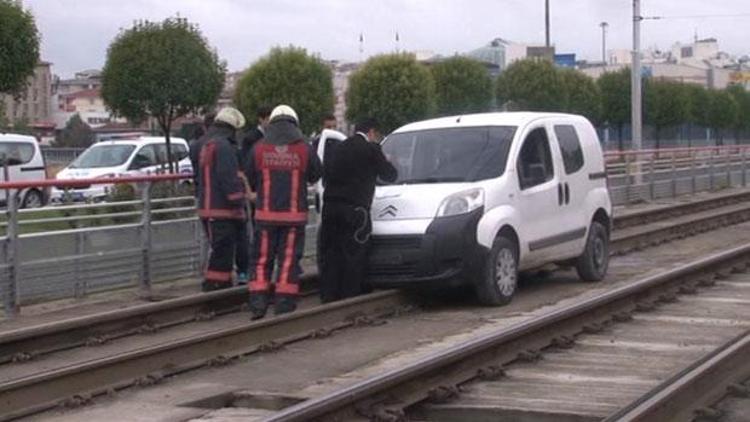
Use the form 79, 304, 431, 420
51, 137, 192, 202
0, 133, 48, 208
368, 112, 612, 305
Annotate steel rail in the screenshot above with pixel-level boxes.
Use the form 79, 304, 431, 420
0, 290, 412, 421
3, 194, 750, 368
605, 329, 750, 422
264, 243, 750, 422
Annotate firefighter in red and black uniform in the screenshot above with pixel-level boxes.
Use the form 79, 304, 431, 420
197, 107, 248, 292
245, 105, 322, 319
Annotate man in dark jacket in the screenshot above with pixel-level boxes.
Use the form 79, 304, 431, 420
245, 105, 322, 319
319, 118, 398, 303
239, 106, 272, 168
197, 107, 248, 292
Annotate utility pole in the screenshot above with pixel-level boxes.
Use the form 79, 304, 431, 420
632, 0, 643, 151
600, 22, 609, 64
545, 0, 551, 47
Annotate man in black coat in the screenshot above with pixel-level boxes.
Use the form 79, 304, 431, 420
319, 118, 398, 303
239, 106, 272, 168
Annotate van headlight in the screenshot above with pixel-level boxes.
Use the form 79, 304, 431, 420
436, 188, 484, 217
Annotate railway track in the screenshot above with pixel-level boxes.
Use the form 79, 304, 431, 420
2, 191, 750, 421
608, 329, 750, 421
265, 243, 750, 422
3, 190, 750, 366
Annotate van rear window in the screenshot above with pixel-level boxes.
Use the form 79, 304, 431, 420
382, 126, 516, 184
0, 142, 35, 165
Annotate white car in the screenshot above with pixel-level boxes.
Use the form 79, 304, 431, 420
0, 133, 48, 208
368, 112, 612, 306
51, 137, 192, 202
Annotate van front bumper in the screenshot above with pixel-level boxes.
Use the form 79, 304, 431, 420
367, 208, 487, 288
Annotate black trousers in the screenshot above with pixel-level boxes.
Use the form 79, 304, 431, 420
235, 217, 250, 275
319, 202, 371, 303
204, 219, 245, 285
248, 225, 306, 311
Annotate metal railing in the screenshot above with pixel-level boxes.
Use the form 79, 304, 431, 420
3, 145, 750, 317
40, 147, 86, 166
0, 173, 322, 318
0, 174, 198, 318
603, 145, 750, 204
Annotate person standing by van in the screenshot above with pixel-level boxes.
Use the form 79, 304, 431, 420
197, 107, 248, 292
245, 105, 322, 319
319, 118, 398, 303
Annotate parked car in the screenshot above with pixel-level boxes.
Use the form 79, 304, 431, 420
0, 133, 48, 208
367, 112, 612, 305
50, 137, 191, 203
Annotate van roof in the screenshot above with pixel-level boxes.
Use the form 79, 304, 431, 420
392, 112, 589, 134
0, 133, 38, 143
95, 136, 188, 146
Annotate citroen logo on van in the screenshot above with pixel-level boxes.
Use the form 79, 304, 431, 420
378, 204, 398, 218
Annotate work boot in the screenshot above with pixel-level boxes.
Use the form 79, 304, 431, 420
248, 294, 269, 320
274, 295, 297, 316
201, 281, 231, 292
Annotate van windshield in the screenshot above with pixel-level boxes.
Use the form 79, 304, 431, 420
381, 126, 516, 184
69, 145, 136, 169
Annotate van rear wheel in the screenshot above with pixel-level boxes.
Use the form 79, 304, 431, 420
576, 221, 609, 282
475, 236, 518, 306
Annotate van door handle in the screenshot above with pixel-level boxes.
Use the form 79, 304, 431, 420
564, 183, 570, 205
557, 183, 564, 206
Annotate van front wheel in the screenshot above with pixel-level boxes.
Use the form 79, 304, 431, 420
576, 221, 609, 282
21, 189, 43, 209
476, 236, 518, 306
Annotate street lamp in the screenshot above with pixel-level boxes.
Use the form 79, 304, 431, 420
599, 22, 609, 64
632, 0, 643, 151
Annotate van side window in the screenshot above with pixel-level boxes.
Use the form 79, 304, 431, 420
131, 145, 157, 169
0, 142, 34, 165
554, 125, 584, 174
517, 128, 554, 190
173, 144, 189, 161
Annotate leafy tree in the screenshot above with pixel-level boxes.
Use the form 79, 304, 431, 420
9, 117, 33, 135
347, 53, 436, 134
598, 67, 631, 150
559, 69, 601, 124
496, 59, 565, 112
430, 56, 492, 116
0, 0, 40, 96
644, 79, 688, 149
102, 17, 225, 172
706, 89, 739, 146
684, 84, 710, 147
726, 84, 750, 142
55, 114, 94, 148
235, 46, 334, 136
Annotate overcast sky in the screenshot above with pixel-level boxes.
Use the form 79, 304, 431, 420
23, 0, 750, 78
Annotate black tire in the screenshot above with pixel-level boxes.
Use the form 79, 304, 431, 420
21, 189, 43, 209
475, 236, 518, 306
576, 221, 609, 282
